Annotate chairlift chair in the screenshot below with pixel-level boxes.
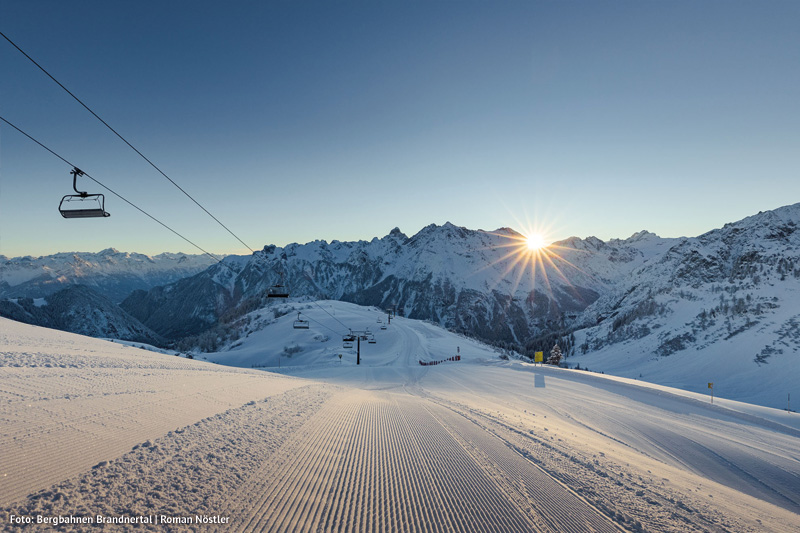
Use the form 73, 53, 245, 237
368, 335, 376, 344
380, 325, 387, 330
58, 168, 110, 218
343, 333, 355, 349
293, 312, 309, 329
267, 285, 289, 298
267, 271, 289, 298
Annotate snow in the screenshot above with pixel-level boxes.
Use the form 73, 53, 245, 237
1, 306, 799, 531
1, 250, 212, 285
566, 204, 800, 409
208, 301, 498, 370
0, 249, 217, 300
250, 222, 673, 304
570, 259, 800, 409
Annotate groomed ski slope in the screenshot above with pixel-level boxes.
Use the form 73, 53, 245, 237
1, 303, 799, 532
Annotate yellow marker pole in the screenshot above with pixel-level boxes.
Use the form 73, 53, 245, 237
534, 351, 543, 365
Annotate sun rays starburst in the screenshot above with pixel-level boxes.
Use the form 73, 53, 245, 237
469, 217, 597, 310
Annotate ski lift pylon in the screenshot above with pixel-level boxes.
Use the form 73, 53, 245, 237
59, 168, 110, 219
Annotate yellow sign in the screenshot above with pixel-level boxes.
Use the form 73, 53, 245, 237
708, 382, 713, 389
534, 351, 543, 363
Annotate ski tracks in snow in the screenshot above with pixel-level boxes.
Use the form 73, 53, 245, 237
216, 389, 621, 532
3, 365, 797, 532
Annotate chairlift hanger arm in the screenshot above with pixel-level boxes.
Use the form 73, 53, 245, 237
71, 167, 87, 196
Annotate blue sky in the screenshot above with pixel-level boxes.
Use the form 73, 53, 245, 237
1, 1, 798, 258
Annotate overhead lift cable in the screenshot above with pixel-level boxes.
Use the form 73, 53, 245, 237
311, 300, 353, 332
0, 115, 224, 265
2, 112, 351, 321
296, 311, 347, 338
0, 30, 255, 253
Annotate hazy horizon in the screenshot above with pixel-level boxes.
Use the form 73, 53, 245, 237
2, 199, 789, 259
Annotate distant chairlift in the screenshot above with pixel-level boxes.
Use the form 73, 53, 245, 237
343, 333, 355, 349
59, 167, 110, 219
293, 312, 309, 330
267, 271, 289, 298
368, 335, 376, 344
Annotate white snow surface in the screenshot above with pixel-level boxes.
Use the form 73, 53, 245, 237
1, 306, 799, 532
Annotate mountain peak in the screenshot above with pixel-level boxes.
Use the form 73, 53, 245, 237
409, 222, 474, 245
626, 230, 659, 242
388, 227, 408, 241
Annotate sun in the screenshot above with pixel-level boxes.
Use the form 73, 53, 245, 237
525, 233, 547, 251
472, 214, 595, 310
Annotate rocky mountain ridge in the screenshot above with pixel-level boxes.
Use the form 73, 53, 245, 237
119, 221, 681, 347
4, 203, 799, 386
0, 285, 162, 345
0, 249, 217, 303
571, 203, 800, 374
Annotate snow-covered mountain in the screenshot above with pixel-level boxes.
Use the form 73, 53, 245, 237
120, 222, 679, 345
0, 248, 218, 303
569, 204, 800, 406
3, 204, 799, 407
0, 285, 162, 344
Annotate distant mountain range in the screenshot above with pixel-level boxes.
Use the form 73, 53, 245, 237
118, 223, 679, 348
0, 248, 217, 303
0, 249, 214, 343
2, 205, 799, 391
